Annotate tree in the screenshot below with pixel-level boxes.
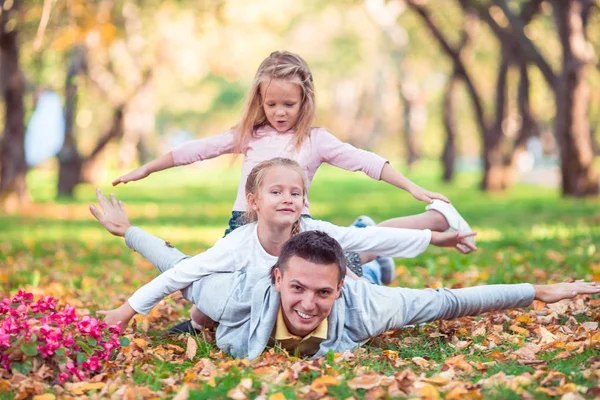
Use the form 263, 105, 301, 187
0, 0, 28, 209
471, 0, 598, 196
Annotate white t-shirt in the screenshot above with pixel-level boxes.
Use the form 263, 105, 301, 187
127, 219, 431, 315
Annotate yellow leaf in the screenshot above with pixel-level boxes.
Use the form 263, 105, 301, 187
509, 325, 529, 336
419, 383, 441, 399
422, 375, 450, 385
311, 375, 339, 395
132, 338, 149, 349
515, 315, 532, 324
70, 382, 105, 395
268, 393, 286, 400
381, 350, 398, 359
33, 395, 56, 400
186, 336, 197, 360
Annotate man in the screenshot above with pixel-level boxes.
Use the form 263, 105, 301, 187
91, 191, 600, 359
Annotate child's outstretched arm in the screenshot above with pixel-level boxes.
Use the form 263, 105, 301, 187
380, 163, 449, 204
316, 129, 449, 204
113, 131, 237, 186
97, 302, 137, 333
113, 152, 175, 186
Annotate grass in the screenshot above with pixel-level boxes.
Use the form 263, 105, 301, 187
1, 160, 600, 398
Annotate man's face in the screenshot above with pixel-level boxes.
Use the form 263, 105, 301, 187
274, 256, 343, 337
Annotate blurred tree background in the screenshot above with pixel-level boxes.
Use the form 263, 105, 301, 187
1, 0, 599, 209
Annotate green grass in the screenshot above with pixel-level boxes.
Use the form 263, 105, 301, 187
2, 161, 600, 398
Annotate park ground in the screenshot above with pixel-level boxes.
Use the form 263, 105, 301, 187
2, 161, 600, 399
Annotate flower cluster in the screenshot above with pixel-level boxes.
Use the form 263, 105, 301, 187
0, 290, 127, 383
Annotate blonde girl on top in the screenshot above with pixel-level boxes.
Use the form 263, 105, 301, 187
112, 51, 475, 279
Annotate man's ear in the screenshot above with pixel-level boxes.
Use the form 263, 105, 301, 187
274, 268, 283, 292
335, 279, 344, 299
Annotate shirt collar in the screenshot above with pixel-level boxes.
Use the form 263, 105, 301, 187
274, 307, 328, 341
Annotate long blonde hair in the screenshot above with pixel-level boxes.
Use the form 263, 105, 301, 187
244, 157, 308, 237
233, 51, 316, 153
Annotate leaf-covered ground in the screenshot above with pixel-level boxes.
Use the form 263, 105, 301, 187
2, 163, 600, 399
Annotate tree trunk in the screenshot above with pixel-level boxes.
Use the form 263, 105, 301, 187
0, 0, 28, 209
57, 46, 86, 197
481, 56, 510, 191
400, 79, 424, 168
553, 0, 599, 196
441, 72, 459, 182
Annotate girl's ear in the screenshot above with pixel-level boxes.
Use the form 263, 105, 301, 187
247, 193, 257, 210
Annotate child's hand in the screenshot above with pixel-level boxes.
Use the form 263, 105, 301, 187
97, 302, 137, 333
430, 231, 477, 253
112, 167, 149, 186
89, 188, 132, 237
409, 186, 449, 204
534, 281, 600, 304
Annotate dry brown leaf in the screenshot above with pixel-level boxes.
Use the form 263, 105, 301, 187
186, 336, 198, 360
364, 386, 386, 400
444, 355, 473, 373
512, 343, 541, 360
536, 326, 558, 344
347, 373, 383, 390
173, 384, 189, 400
411, 357, 431, 368
581, 321, 598, 331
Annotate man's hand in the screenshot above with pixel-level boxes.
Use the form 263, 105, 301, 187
534, 281, 600, 304
97, 302, 137, 333
89, 188, 132, 237
112, 167, 149, 186
430, 231, 477, 254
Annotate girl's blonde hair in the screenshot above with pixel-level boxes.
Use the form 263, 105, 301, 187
233, 51, 315, 153
244, 157, 308, 237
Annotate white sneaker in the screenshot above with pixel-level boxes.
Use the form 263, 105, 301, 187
425, 200, 475, 253
351, 215, 376, 228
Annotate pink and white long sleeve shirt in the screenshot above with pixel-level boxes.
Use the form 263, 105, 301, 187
172, 125, 388, 214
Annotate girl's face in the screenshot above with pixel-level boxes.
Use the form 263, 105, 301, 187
261, 78, 302, 133
249, 166, 305, 229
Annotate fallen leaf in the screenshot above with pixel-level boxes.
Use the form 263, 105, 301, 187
444, 355, 473, 373
173, 384, 189, 400
347, 373, 382, 390
70, 382, 106, 395
268, 393, 286, 400
186, 337, 197, 360
32, 395, 55, 400
509, 325, 529, 336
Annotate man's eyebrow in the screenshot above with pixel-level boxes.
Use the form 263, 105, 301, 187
288, 279, 334, 291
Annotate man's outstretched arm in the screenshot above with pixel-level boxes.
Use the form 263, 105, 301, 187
355, 280, 600, 338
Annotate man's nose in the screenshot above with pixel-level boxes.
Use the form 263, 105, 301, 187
301, 292, 316, 311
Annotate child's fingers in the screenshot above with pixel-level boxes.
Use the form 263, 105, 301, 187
96, 188, 112, 210
110, 193, 119, 208
96, 310, 108, 315
89, 205, 104, 222
112, 178, 121, 186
